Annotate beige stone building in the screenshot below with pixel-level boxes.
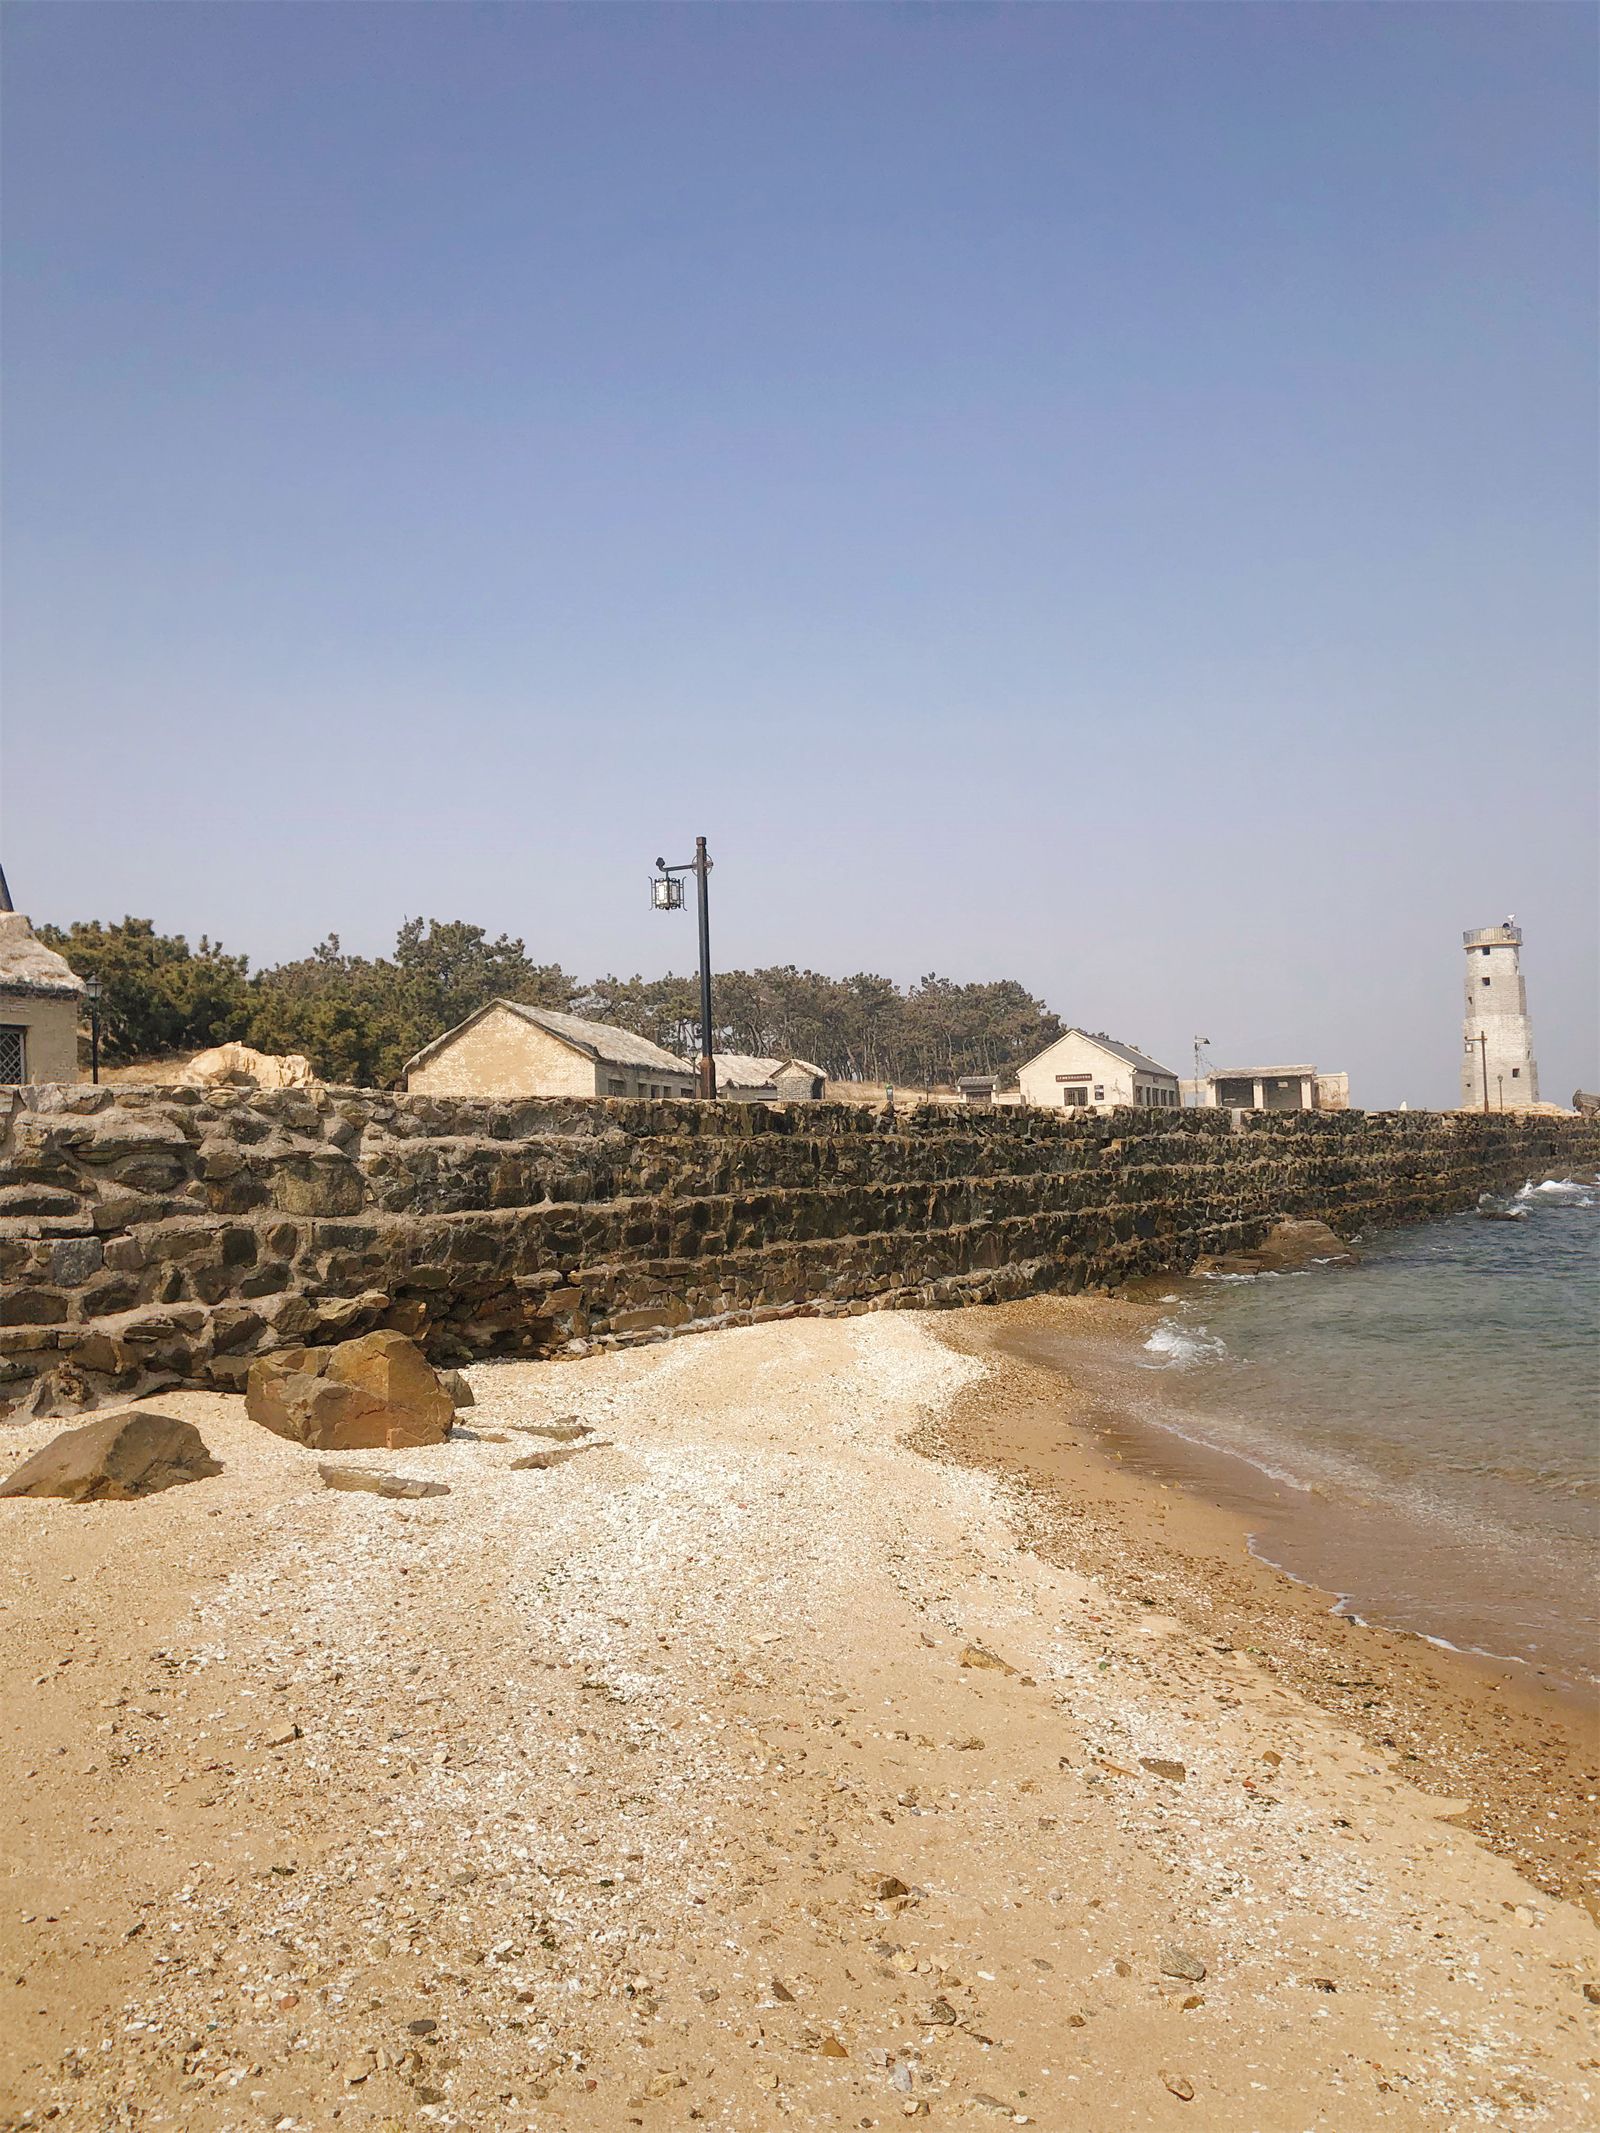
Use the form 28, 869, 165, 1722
707, 1054, 827, 1103
402, 1001, 696, 1101
1016, 1029, 1180, 1114
0, 895, 84, 1087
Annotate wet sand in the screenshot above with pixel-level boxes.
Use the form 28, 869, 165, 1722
925, 1293, 1600, 1911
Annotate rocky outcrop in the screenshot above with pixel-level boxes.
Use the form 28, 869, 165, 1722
1193, 1216, 1358, 1278
0, 1409, 221, 1500
245, 1332, 456, 1451
179, 1043, 319, 1092
2, 1083, 1596, 1417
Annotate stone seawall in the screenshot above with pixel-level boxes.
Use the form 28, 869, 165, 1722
2, 1083, 1594, 1417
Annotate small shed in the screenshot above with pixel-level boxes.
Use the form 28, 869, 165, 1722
402, 1001, 696, 1101
1189, 1066, 1349, 1113
0, 894, 84, 1087
708, 1054, 827, 1103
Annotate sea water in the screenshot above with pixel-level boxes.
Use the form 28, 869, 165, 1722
1114, 1180, 1599, 1688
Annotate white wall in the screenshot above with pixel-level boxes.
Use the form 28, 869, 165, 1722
1017, 1032, 1179, 1114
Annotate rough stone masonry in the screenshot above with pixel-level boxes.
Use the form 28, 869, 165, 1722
1, 1082, 1595, 1417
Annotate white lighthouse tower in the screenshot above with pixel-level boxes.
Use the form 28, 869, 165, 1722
1460, 918, 1539, 1110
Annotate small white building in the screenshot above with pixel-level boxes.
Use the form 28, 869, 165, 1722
402, 1002, 696, 1101
1016, 1029, 1181, 1114
707, 1054, 828, 1103
0, 898, 84, 1087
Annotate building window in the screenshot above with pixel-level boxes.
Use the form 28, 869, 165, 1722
1511, 1067, 1520, 1078
0, 1026, 24, 1084
1062, 1085, 1088, 1106
1092, 1085, 1104, 1102
1482, 977, 1491, 987
607, 1077, 625, 1096
1481, 947, 1490, 955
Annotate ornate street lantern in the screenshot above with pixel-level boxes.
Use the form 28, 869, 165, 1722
651, 840, 716, 1098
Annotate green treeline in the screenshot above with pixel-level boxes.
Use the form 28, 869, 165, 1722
39, 917, 1062, 1090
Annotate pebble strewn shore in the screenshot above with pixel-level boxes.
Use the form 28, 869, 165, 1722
1, 1313, 1595, 2130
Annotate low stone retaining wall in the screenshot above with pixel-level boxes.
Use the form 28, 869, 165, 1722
2, 1083, 1594, 1415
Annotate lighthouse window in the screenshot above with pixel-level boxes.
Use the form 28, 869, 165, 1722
1512, 1067, 1521, 1078
1481, 977, 1491, 987
1481, 947, 1491, 955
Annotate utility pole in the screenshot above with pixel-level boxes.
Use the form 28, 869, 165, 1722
652, 839, 717, 1099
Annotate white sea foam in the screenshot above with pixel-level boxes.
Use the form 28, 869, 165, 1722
1141, 1319, 1226, 1368
1515, 1176, 1597, 1208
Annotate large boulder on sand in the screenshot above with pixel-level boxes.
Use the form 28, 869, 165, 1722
246, 1331, 455, 1451
0, 1410, 222, 1501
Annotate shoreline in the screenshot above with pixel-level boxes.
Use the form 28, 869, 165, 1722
923, 1292, 1599, 1910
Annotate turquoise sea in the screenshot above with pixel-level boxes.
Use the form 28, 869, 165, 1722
1095, 1177, 1599, 1690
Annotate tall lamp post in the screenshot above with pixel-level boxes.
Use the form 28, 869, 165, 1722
84, 975, 103, 1085
652, 837, 717, 1099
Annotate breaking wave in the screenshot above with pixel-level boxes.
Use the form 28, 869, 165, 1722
1515, 1177, 1597, 1210
1141, 1319, 1227, 1368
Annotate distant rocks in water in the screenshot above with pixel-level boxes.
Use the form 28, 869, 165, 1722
1476, 1197, 1528, 1222
246, 1331, 456, 1451
1193, 1216, 1358, 1279
0, 1409, 221, 1501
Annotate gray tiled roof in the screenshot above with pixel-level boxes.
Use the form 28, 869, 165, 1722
709, 1053, 827, 1086
500, 1003, 694, 1074
1066, 1029, 1178, 1078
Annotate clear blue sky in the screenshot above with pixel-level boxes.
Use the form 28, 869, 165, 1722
3, 2, 1595, 1106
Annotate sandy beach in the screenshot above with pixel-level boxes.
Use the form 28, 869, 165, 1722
2, 1308, 1597, 2132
